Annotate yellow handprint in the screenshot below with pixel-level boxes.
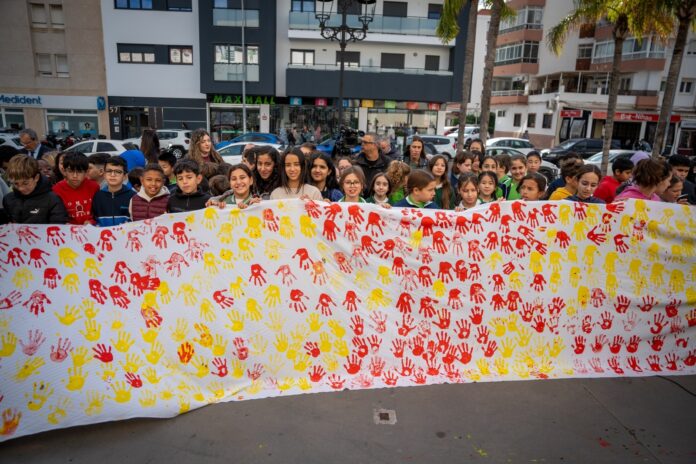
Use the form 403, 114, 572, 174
278, 216, 294, 239
177, 283, 199, 306
208, 381, 226, 400
476, 358, 491, 376
299, 215, 316, 237
245, 215, 263, 238
140, 328, 159, 344
516, 326, 532, 347
158, 280, 172, 304
58, 247, 78, 267
549, 251, 563, 273
219, 248, 235, 269
230, 359, 245, 378
367, 288, 391, 310
143, 367, 161, 384
628, 258, 642, 280
376, 265, 392, 285
506, 313, 520, 333
145, 341, 164, 364
297, 378, 312, 391
538, 355, 554, 375
433, 279, 446, 298
307, 313, 323, 332
354, 269, 371, 290
112, 331, 135, 352
83, 257, 101, 277
633, 200, 648, 222
604, 251, 619, 273
606, 274, 618, 298
12, 267, 33, 288
548, 337, 565, 358
263, 285, 281, 307
71, 346, 91, 367
194, 323, 213, 348
669, 269, 685, 292
290, 324, 309, 344
0, 332, 18, 357
285, 342, 301, 360
490, 317, 506, 337
500, 338, 516, 358
170, 318, 189, 342
225, 310, 245, 332
585, 204, 599, 226
112, 314, 124, 330
567, 245, 578, 263
139, 391, 157, 408
237, 237, 255, 261
80, 319, 101, 342
278, 377, 295, 392
508, 271, 523, 290
199, 298, 216, 323
177, 395, 190, 414
558, 203, 572, 225
486, 251, 503, 269
47, 397, 71, 425
569, 266, 581, 288
111, 381, 132, 403
202, 252, 219, 275
83, 391, 106, 416
274, 333, 288, 353
212, 334, 227, 356
65, 365, 87, 391
55, 305, 82, 326
334, 338, 349, 357
26, 381, 53, 411
229, 276, 246, 298
202, 207, 219, 230
81, 299, 99, 319
494, 358, 509, 376
294, 353, 311, 371
217, 222, 233, 244
529, 251, 543, 274
328, 320, 346, 338
650, 263, 665, 287
647, 242, 660, 262
264, 239, 284, 261
409, 229, 423, 250
323, 353, 339, 372
249, 334, 268, 355
192, 355, 209, 378
119, 353, 143, 372
512, 361, 531, 379
15, 356, 45, 381
577, 286, 590, 308
583, 245, 598, 267
228, 207, 243, 226
572, 221, 589, 241
246, 298, 263, 321
319, 333, 332, 353
99, 362, 116, 382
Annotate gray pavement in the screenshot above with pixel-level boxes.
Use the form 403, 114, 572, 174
2, 375, 695, 464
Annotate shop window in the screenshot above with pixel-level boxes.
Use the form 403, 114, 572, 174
291, 50, 315, 66
169, 46, 193, 64
679, 79, 694, 94
47, 110, 99, 137
1, 109, 25, 131
425, 55, 440, 71
542, 114, 552, 129
513, 113, 522, 127
527, 113, 536, 128
336, 51, 360, 67
381, 53, 405, 70
291, 1, 315, 12
383, 2, 407, 17
115, 0, 153, 9
214, 45, 259, 81
427, 4, 442, 20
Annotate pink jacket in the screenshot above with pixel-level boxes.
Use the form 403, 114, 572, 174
614, 185, 661, 202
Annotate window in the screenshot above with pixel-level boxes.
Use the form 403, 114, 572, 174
383, 1, 407, 17
30, 3, 63, 28
36, 53, 68, 77
619, 77, 631, 93
30, 3, 47, 27
497, 110, 506, 117
381, 53, 405, 69
542, 114, 552, 129
336, 51, 359, 67
97, 142, 117, 152
500, 6, 543, 32
688, 40, 696, 56
513, 113, 522, 127
527, 113, 536, 128
494, 41, 539, 65
167, 0, 192, 11
214, 45, 259, 81
55, 54, 69, 77
291, 1, 314, 12
427, 4, 442, 20
577, 44, 593, 59
213, 9, 260, 27
36, 54, 52, 76
291, 50, 314, 66
118, 44, 157, 63
679, 80, 694, 94
115, 0, 153, 9
424, 55, 440, 71
169, 46, 193, 64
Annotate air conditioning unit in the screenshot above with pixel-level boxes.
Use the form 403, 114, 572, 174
546, 99, 558, 111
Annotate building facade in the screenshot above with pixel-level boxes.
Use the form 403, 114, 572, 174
0, 0, 109, 139
477, 0, 696, 155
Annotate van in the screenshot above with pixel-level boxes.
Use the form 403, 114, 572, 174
542, 138, 621, 164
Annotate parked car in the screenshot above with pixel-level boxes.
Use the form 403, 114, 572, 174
63, 139, 137, 156
542, 138, 622, 164
316, 136, 362, 157
124, 129, 191, 159
485, 147, 559, 184
407, 135, 457, 159
216, 133, 283, 150
219, 142, 284, 165
0, 133, 23, 150
584, 150, 636, 175
486, 137, 537, 155
447, 126, 482, 146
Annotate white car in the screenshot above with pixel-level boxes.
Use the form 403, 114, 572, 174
447, 126, 481, 146
124, 129, 192, 159
219, 142, 283, 165
584, 150, 636, 175
407, 135, 457, 159
63, 139, 138, 156
0, 133, 22, 150
486, 137, 537, 155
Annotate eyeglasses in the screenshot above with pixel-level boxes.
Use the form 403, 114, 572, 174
344, 180, 362, 186
105, 169, 125, 175
361, 140, 375, 145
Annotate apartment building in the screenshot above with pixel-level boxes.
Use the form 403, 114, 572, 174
0, 0, 109, 138
476, 0, 696, 155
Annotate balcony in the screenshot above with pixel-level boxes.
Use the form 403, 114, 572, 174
575, 58, 591, 71
287, 63, 453, 77
490, 90, 528, 105
591, 51, 667, 72
579, 23, 595, 38
289, 11, 439, 37
213, 64, 259, 82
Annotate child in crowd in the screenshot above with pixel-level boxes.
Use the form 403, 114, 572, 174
158, 152, 178, 191
270, 148, 323, 200
450, 151, 475, 189
3, 154, 68, 223
338, 166, 368, 203
168, 159, 211, 213
38, 156, 56, 185
208, 174, 230, 196
92, 156, 135, 226
455, 173, 481, 211
405, 136, 428, 169
526, 151, 542, 175
546, 153, 582, 197
428, 154, 456, 209
213, 164, 261, 209
254, 146, 281, 199
519, 173, 547, 201
615, 158, 672, 202
242, 147, 257, 171
502, 154, 527, 200
367, 173, 391, 206
129, 164, 169, 221
87, 153, 110, 187
549, 161, 582, 200
480, 155, 498, 173
308, 152, 342, 201
566, 165, 604, 203
659, 176, 690, 204
217, 162, 233, 179
468, 139, 484, 156
478, 171, 499, 203
128, 167, 143, 192
386, 161, 410, 205
336, 157, 353, 176
667, 155, 695, 204
393, 169, 438, 209
594, 157, 633, 203
494, 153, 512, 186
52, 152, 100, 225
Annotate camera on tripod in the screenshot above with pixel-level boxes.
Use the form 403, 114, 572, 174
332, 126, 364, 157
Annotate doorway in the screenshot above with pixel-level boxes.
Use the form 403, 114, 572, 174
122, 108, 149, 140
210, 106, 260, 143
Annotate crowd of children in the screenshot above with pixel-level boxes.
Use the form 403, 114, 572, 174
1, 134, 693, 226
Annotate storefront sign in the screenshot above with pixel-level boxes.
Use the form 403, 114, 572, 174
211, 95, 277, 105
315, 98, 327, 107
361, 99, 374, 108
384, 100, 397, 109
680, 119, 696, 129
289, 97, 302, 106
406, 102, 419, 110
0, 94, 42, 106
428, 103, 441, 111
592, 111, 681, 123
97, 96, 106, 111
560, 109, 583, 118
0, 94, 100, 110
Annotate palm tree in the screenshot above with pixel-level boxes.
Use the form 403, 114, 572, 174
652, 0, 696, 157
547, 1, 674, 173
437, 0, 477, 150
437, 1, 514, 148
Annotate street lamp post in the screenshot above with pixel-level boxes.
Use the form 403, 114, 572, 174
315, 0, 376, 129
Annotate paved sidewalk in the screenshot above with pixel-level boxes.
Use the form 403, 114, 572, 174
2, 376, 695, 464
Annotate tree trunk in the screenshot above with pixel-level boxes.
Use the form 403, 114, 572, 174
652, 2, 694, 158
479, 0, 503, 144
457, 2, 478, 151
602, 27, 626, 175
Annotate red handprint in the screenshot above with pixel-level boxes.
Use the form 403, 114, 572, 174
262, 209, 279, 231
418, 266, 434, 286
665, 299, 681, 318
309, 366, 326, 382
532, 315, 546, 333
27, 248, 49, 268
437, 261, 453, 283
433, 309, 451, 330
233, 337, 249, 360
521, 303, 535, 322
418, 296, 438, 318
50, 337, 72, 362
126, 229, 143, 252
526, 208, 540, 227
511, 201, 526, 221
476, 326, 489, 345
304, 342, 321, 358
350, 315, 364, 336
487, 202, 501, 222
369, 356, 386, 377
396, 313, 415, 337
303, 199, 321, 218
360, 235, 378, 255
573, 336, 586, 354
92, 344, 113, 363
109, 285, 131, 309
591, 334, 608, 353
293, 248, 313, 270
469, 283, 485, 304
608, 357, 624, 374
342, 290, 361, 312
418, 216, 435, 237
23, 290, 51, 316
646, 355, 662, 372
432, 230, 449, 254
347, 204, 364, 225
448, 289, 463, 310
650, 313, 667, 334
614, 234, 629, 253
366, 211, 385, 235
247, 364, 264, 381
483, 340, 497, 357
649, 335, 664, 352
46, 226, 66, 245
457, 343, 473, 364
5, 247, 26, 266
248, 263, 267, 285
638, 296, 656, 313
598, 311, 613, 330
213, 289, 234, 308
322, 219, 340, 241
454, 260, 468, 281
125, 372, 143, 388
555, 231, 571, 249
211, 357, 228, 377
19, 329, 45, 356
289, 289, 309, 313
531, 273, 546, 291
484, 231, 499, 250
315, 293, 336, 316
492, 293, 506, 311
614, 295, 631, 314
367, 334, 382, 353
469, 306, 483, 325
42, 268, 61, 289
626, 335, 640, 353
411, 336, 425, 357
352, 337, 369, 358
334, 252, 353, 274
468, 240, 484, 261
609, 335, 624, 354
152, 225, 169, 249
177, 342, 194, 363
97, 229, 116, 252
275, 264, 297, 285
391, 339, 406, 358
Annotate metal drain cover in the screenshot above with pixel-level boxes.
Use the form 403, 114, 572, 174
373, 408, 397, 425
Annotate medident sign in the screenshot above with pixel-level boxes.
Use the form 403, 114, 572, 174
0, 94, 42, 106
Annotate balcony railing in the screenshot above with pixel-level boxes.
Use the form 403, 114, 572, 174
287, 63, 453, 76
289, 11, 440, 37
499, 23, 543, 33
213, 63, 259, 82
592, 50, 667, 64
491, 90, 526, 96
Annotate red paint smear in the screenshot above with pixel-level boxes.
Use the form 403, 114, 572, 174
598, 438, 611, 448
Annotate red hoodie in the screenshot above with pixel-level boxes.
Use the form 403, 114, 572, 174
53, 179, 100, 225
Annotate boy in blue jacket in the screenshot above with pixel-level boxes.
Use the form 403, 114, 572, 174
92, 156, 134, 226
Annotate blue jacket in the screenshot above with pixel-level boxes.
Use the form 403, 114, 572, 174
93, 185, 135, 227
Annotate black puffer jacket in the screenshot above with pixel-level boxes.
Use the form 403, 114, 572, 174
2, 176, 68, 224
167, 188, 211, 214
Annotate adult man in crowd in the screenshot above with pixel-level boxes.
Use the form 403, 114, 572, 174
19, 128, 51, 160
353, 132, 391, 194
378, 135, 401, 161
